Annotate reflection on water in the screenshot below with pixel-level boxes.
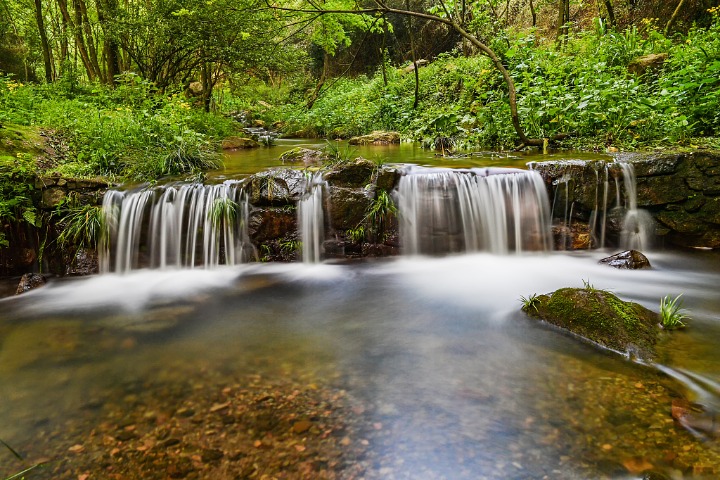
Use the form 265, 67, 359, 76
1, 251, 719, 478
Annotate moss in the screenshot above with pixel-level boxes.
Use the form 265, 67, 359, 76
0, 124, 44, 157
522, 287, 660, 361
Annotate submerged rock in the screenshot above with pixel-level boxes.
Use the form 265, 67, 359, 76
348, 131, 400, 145
599, 250, 651, 269
15, 272, 47, 294
521, 287, 660, 361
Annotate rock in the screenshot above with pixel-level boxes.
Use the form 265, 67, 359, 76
671, 398, 720, 440
348, 131, 401, 145
628, 53, 668, 76
552, 222, 593, 250
245, 169, 307, 206
599, 250, 651, 269
327, 186, 373, 230
521, 287, 660, 361
187, 81, 203, 95
65, 248, 99, 275
279, 147, 328, 166
221, 136, 259, 150
41, 186, 67, 208
323, 157, 376, 188
15, 273, 47, 294
291, 419, 313, 434
248, 207, 296, 242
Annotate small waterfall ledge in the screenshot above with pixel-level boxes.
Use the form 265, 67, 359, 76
22, 151, 720, 276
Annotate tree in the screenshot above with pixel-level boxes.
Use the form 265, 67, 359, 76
268, 0, 565, 148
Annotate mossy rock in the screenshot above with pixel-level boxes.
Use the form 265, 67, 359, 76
347, 131, 400, 145
522, 288, 660, 361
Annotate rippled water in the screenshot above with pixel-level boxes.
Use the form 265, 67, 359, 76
2, 250, 719, 478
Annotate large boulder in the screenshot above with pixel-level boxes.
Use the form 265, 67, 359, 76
521, 287, 660, 361
348, 131, 401, 145
599, 250, 651, 269
327, 186, 373, 230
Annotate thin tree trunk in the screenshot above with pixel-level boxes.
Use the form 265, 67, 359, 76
665, 0, 687, 35
97, 0, 121, 83
406, 0, 419, 109
603, 0, 615, 28
57, 0, 96, 81
75, 0, 103, 81
380, 18, 388, 87
529, 0, 537, 27
307, 52, 329, 109
33, 0, 54, 82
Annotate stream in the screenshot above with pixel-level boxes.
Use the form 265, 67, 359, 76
1, 143, 719, 479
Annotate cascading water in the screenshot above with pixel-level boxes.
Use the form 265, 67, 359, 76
100, 181, 253, 272
298, 172, 326, 263
396, 166, 553, 255
617, 162, 654, 250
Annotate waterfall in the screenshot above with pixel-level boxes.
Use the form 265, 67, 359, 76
298, 173, 326, 263
617, 162, 654, 250
396, 166, 553, 255
100, 181, 253, 273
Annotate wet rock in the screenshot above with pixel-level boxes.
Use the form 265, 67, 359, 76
65, 248, 99, 275
247, 207, 296, 243
521, 287, 660, 361
221, 136, 259, 150
552, 222, 593, 250
41, 186, 67, 208
15, 272, 47, 294
641, 470, 672, 480
280, 147, 328, 166
376, 166, 400, 192
201, 448, 224, 462
292, 419, 313, 434
245, 168, 307, 206
599, 250, 651, 269
328, 186, 373, 230
323, 157, 376, 188
348, 131, 400, 145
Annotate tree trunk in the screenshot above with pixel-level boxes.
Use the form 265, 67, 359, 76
602, 0, 615, 28
33, 0, 54, 82
97, 0, 121, 84
307, 52, 329, 109
556, 0, 570, 47
75, 0, 103, 81
406, 0, 419, 109
57, 0, 96, 81
665, 0, 687, 35
529, 0, 537, 27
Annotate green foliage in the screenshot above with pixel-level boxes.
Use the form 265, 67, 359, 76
0, 153, 39, 247
659, 294, 689, 330
267, 14, 720, 149
54, 200, 105, 250
0, 74, 235, 181
519, 293, 540, 312
323, 141, 358, 165
209, 197, 239, 229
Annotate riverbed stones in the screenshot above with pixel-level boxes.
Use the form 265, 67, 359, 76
599, 250, 651, 269
521, 287, 660, 361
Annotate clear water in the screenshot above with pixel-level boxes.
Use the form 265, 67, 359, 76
2, 252, 720, 478
2, 145, 719, 479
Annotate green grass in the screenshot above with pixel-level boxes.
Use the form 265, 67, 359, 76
519, 293, 540, 312
659, 294, 689, 330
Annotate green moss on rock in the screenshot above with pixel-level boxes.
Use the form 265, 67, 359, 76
522, 287, 660, 361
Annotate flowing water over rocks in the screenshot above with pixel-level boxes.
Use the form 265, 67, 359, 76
2, 253, 720, 479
